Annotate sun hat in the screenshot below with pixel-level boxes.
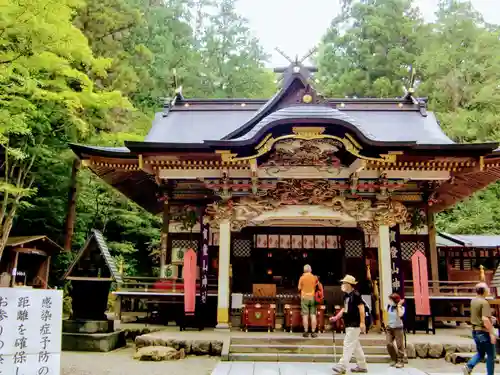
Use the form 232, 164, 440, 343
340, 275, 358, 285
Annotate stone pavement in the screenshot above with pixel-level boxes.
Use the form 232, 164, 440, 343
211, 362, 431, 375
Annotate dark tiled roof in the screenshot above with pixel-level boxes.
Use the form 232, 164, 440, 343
93, 230, 122, 284
235, 106, 452, 144
62, 229, 122, 283
437, 232, 500, 248
70, 144, 132, 158
145, 111, 255, 143
145, 105, 453, 145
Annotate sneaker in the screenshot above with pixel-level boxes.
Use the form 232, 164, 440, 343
389, 361, 397, 367
395, 363, 404, 368
311, 332, 318, 338
331, 366, 346, 374
350, 366, 368, 373
302, 332, 309, 338
462, 366, 471, 375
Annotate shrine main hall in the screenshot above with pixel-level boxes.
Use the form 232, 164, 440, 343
70, 62, 500, 330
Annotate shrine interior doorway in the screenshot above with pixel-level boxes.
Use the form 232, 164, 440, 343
231, 226, 370, 304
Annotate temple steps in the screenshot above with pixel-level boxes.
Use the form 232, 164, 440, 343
230, 344, 388, 355
228, 335, 391, 363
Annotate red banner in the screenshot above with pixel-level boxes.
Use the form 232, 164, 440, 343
183, 248, 197, 315
412, 250, 430, 315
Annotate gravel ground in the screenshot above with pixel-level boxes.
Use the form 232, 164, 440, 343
61, 344, 219, 375
62, 347, 490, 375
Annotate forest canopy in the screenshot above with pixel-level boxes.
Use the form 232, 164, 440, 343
2, 0, 500, 279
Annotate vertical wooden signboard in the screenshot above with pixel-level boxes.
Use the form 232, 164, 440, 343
389, 225, 404, 297
200, 218, 210, 306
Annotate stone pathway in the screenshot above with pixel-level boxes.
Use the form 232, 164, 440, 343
211, 362, 430, 375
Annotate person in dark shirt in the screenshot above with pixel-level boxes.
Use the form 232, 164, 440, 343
330, 275, 367, 374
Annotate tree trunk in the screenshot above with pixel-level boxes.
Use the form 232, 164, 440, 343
64, 158, 81, 251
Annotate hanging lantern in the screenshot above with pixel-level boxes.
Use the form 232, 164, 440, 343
267, 269, 273, 275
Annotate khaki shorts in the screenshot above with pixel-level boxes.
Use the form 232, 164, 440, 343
301, 297, 316, 315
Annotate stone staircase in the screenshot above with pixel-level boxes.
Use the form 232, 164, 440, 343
228, 335, 390, 363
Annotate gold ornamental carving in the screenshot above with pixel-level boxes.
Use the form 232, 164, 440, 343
206, 198, 276, 230
328, 196, 372, 221
261, 139, 343, 168
266, 179, 339, 205
373, 200, 408, 227
358, 221, 378, 235
205, 179, 376, 230
205, 200, 234, 227
215, 130, 398, 164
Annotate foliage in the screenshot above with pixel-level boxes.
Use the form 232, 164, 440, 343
9, 0, 500, 286
316, 0, 500, 235
195, 0, 276, 98
8, 0, 274, 281
316, 0, 423, 98
417, 0, 500, 233
0, 0, 131, 259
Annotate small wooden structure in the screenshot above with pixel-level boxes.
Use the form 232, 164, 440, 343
62, 229, 122, 320
1, 236, 63, 288
437, 232, 499, 285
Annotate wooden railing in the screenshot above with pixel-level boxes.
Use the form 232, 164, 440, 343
116, 276, 218, 294
404, 280, 497, 297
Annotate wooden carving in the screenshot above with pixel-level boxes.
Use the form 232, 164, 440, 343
266, 179, 338, 205
261, 139, 343, 168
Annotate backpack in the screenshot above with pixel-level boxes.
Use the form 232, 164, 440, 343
386, 304, 404, 327
314, 278, 324, 304
362, 301, 372, 330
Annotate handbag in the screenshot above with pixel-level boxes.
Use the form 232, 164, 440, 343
314, 278, 324, 304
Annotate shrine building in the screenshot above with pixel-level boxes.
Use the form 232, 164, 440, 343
70, 62, 500, 330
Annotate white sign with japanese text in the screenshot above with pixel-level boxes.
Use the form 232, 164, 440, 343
0, 288, 62, 375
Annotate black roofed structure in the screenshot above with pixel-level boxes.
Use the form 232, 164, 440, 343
70, 61, 500, 330
62, 229, 122, 321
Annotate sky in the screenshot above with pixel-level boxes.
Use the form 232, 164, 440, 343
236, 0, 499, 67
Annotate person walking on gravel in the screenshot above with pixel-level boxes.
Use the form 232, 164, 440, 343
463, 282, 497, 375
298, 264, 318, 338
330, 275, 368, 374
385, 293, 406, 368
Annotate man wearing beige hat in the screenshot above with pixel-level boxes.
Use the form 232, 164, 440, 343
330, 275, 368, 374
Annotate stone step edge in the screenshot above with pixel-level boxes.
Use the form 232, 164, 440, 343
230, 338, 387, 344
230, 344, 388, 349
228, 353, 390, 362
229, 353, 389, 358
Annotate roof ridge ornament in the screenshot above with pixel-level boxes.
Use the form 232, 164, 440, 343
162, 68, 184, 117
402, 65, 428, 117
273, 47, 318, 86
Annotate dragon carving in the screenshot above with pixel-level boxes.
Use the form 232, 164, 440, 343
262, 139, 343, 167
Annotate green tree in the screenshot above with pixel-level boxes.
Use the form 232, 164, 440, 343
418, 1, 500, 234
0, 0, 131, 259
316, 0, 423, 97
196, 0, 275, 98
417, 0, 500, 142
